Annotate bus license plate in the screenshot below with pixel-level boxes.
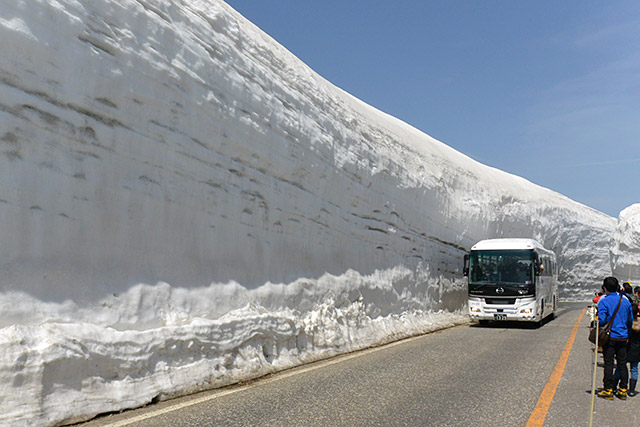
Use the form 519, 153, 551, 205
494, 314, 507, 321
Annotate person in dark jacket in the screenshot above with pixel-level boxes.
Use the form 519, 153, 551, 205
613, 282, 640, 395
626, 316, 640, 396
597, 277, 634, 400
624, 282, 640, 317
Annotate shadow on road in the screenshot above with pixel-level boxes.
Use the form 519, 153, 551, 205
469, 318, 550, 329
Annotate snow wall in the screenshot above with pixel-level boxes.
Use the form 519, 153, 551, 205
610, 204, 640, 283
0, 0, 634, 425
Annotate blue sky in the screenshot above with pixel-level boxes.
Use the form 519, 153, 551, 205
225, 1, 639, 218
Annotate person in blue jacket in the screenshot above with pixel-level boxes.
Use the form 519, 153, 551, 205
597, 276, 634, 400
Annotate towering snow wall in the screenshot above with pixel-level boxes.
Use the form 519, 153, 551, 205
610, 204, 640, 283
0, 0, 621, 424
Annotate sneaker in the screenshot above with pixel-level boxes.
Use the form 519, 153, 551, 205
598, 388, 614, 400
616, 388, 628, 400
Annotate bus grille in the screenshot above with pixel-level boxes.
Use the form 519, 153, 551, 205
485, 298, 516, 305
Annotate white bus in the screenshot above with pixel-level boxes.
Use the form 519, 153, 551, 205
463, 238, 558, 325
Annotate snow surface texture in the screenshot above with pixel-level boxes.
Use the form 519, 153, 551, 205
610, 204, 640, 282
0, 0, 633, 425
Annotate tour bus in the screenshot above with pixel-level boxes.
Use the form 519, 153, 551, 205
463, 238, 558, 325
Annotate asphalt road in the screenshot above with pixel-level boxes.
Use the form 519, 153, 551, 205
82, 302, 640, 427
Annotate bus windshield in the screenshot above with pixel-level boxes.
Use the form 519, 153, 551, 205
469, 249, 534, 286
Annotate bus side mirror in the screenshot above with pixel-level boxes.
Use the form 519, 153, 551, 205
534, 264, 542, 276
463, 254, 469, 277
533, 253, 541, 276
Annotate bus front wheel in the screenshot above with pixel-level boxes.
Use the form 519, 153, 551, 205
549, 296, 556, 321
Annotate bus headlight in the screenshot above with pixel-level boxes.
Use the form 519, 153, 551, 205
470, 307, 481, 313
520, 308, 533, 314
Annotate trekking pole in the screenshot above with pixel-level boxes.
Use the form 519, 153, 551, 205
589, 314, 598, 427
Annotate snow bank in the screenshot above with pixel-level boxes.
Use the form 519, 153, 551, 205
1, 268, 468, 426
0, 0, 626, 424
610, 204, 640, 283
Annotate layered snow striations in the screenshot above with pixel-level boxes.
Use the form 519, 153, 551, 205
610, 204, 640, 283
0, 0, 635, 425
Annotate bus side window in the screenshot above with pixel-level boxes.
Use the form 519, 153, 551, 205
542, 258, 549, 276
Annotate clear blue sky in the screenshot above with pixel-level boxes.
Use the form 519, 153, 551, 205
225, 1, 639, 218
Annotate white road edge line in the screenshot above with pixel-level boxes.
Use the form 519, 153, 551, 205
103, 332, 436, 426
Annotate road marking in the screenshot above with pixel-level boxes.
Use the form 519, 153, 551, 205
526, 307, 585, 427
102, 328, 452, 426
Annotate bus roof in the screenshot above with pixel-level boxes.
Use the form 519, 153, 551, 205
471, 238, 547, 251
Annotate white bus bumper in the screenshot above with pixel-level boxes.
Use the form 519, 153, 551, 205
468, 296, 540, 322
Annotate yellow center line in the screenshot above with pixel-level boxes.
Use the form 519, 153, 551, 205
526, 307, 586, 427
